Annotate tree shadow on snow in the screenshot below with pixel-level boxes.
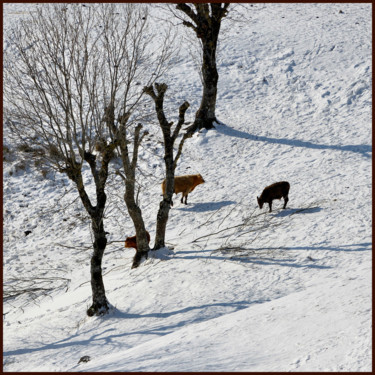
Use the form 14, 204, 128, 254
177, 200, 236, 212
3, 300, 255, 358
115, 300, 251, 320
287, 242, 371, 253
4, 242, 370, 360
174, 242, 370, 269
174, 251, 331, 270
215, 122, 372, 158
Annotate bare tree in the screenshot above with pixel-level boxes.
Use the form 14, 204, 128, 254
96, 7, 176, 268
174, 3, 230, 133
116, 120, 152, 269
3, 4, 171, 314
144, 83, 190, 250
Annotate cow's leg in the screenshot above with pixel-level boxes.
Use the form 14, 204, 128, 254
184, 194, 188, 205
269, 201, 272, 212
283, 195, 289, 209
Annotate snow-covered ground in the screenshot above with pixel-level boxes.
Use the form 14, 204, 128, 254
3, 3, 372, 372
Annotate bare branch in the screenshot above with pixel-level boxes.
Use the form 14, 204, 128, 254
172, 101, 190, 141
176, 3, 199, 25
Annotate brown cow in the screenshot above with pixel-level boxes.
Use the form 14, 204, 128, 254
125, 231, 151, 250
162, 174, 205, 205
257, 181, 290, 212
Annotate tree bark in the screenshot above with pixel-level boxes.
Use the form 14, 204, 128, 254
195, 37, 219, 131
124, 181, 151, 269
118, 121, 151, 268
87, 218, 109, 317
69, 149, 113, 316
154, 143, 174, 250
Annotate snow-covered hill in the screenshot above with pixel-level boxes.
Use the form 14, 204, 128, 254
3, 3, 372, 372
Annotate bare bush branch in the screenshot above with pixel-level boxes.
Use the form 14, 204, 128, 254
4, 274, 70, 304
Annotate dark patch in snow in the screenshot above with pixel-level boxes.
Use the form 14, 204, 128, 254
285, 60, 296, 73
78, 356, 91, 364
177, 201, 236, 212
274, 207, 322, 217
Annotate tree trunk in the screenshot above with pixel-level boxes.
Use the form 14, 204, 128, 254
118, 121, 151, 269
87, 222, 109, 316
74, 153, 111, 317
195, 38, 219, 130
124, 179, 150, 268
153, 151, 174, 250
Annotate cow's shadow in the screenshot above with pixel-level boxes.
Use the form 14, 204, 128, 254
273, 206, 322, 217
177, 200, 236, 212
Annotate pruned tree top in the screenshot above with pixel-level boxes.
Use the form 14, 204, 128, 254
175, 3, 230, 37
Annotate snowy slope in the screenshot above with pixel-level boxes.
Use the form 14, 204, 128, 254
81, 273, 370, 372
3, 3, 372, 372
